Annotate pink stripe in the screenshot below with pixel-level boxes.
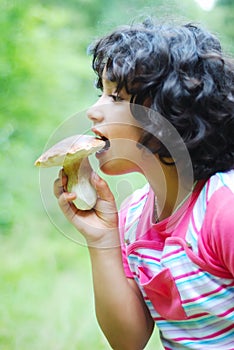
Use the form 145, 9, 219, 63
190, 210, 200, 235
205, 177, 210, 205
174, 324, 234, 341
154, 312, 209, 322
124, 192, 148, 230
185, 285, 224, 303
153, 316, 165, 321
174, 268, 202, 281
150, 309, 167, 321
187, 312, 209, 319
189, 182, 208, 236
125, 219, 138, 231
163, 247, 184, 259
218, 307, 234, 318
130, 251, 161, 263
129, 192, 148, 208
184, 282, 234, 303
139, 253, 161, 263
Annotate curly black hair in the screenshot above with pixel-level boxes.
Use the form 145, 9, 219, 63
89, 19, 234, 180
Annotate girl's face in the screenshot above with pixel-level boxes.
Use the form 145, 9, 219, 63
87, 76, 145, 175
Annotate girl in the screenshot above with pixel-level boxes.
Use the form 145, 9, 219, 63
54, 20, 234, 349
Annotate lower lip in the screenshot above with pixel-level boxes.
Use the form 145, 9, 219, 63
95, 149, 108, 158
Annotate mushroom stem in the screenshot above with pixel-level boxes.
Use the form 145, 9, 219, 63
34, 135, 105, 210
64, 157, 97, 210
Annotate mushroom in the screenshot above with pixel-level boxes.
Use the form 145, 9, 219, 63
35, 134, 105, 210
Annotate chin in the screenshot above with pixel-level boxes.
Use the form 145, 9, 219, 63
99, 159, 140, 176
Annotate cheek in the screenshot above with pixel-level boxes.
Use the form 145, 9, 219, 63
108, 105, 141, 136
109, 123, 142, 144
110, 137, 140, 156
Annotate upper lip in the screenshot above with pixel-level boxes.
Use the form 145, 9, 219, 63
91, 128, 110, 150
92, 128, 107, 140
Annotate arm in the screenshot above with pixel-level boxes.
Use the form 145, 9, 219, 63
54, 170, 154, 349
89, 247, 154, 350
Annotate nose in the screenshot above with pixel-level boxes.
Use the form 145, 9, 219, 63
87, 99, 104, 123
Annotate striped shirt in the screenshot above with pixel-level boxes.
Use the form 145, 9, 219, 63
119, 170, 234, 349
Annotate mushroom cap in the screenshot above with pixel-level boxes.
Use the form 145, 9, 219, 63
34, 134, 105, 167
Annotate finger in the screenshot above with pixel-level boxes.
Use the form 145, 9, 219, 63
57, 191, 79, 223
91, 172, 115, 202
54, 169, 67, 198
59, 168, 68, 188
54, 177, 64, 198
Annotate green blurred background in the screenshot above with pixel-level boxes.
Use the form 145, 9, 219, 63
0, 0, 233, 349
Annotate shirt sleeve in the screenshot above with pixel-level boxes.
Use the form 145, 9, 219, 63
211, 191, 234, 277
200, 187, 234, 278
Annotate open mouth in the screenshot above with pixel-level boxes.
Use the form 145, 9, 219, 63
95, 135, 110, 153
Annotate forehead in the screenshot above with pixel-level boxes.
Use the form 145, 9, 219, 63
102, 67, 118, 91
100, 63, 131, 96
102, 78, 117, 91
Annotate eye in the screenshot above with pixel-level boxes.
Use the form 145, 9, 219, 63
109, 94, 123, 102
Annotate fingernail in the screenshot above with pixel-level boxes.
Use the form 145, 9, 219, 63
92, 171, 99, 181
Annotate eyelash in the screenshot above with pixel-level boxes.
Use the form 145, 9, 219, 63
97, 93, 123, 102
109, 94, 123, 102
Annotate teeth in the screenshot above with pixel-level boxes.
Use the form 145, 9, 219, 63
104, 138, 110, 150
96, 137, 110, 154
93, 131, 110, 153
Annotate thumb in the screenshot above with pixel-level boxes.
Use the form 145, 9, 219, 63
91, 172, 115, 203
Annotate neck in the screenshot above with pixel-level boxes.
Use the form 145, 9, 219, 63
144, 156, 195, 221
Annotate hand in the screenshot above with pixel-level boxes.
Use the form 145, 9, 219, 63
54, 169, 120, 248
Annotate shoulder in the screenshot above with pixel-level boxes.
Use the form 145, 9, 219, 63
193, 170, 234, 222
203, 170, 234, 227
205, 169, 234, 199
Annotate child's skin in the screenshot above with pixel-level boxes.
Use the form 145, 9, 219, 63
53, 18, 234, 349
54, 75, 193, 349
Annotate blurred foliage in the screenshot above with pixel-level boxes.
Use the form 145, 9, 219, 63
215, 0, 234, 50
0, 0, 233, 348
